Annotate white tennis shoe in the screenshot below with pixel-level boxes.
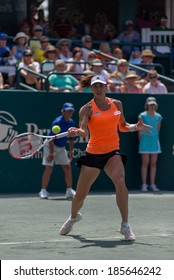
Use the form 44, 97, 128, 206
65, 188, 76, 200
39, 189, 49, 199
141, 184, 148, 192
149, 184, 160, 192
119, 224, 135, 241
60, 213, 82, 235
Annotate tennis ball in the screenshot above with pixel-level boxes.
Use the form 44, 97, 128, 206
52, 125, 61, 134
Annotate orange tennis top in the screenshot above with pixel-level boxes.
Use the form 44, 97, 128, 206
86, 98, 121, 154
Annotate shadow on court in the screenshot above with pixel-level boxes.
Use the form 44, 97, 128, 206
0, 192, 174, 260
69, 234, 135, 248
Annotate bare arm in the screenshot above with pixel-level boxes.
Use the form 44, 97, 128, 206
113, 99, 152, 135
68, 103, 92, 138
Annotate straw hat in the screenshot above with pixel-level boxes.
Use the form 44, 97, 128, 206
141, 49, 155, 57
43, 45, 59, 58
117, 59, 128, 66
91, 59, 103, 66
125, 71, 140, 80
13, 32, 29, 43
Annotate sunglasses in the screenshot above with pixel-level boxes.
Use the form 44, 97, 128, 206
47, 51, 56, 54
149, 76, 157, 79
24, 54, 32, 57
61, 43, 69, 46
35, 29, 42, 32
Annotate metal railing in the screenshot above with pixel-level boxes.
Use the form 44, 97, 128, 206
16, 68, 47, 92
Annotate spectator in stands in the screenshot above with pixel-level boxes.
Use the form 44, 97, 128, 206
108, 47, 123, 73
20, 20, 32, 37
0, 32, 16, 87
136, 49, 155, 80
96, 42, 112, 62
29, 25, 44, 53
81, 35, 93, 62
37, 9, 49, 35
48, 59, 78, 92
85, 51, 97, 70
107, 73, 123, 93
56, 38, 72, 62
18, 49, 41, 90
156, 15, 170, 31
91, 11, 111, 40
116, 20, 140, 59
154, 15, 171, 54
113, 59, 129, 81
138, 96, 162, 192
34, 36, 51, 63
66, 47, 85, 79
28, 5, 38, 34
43, 45, 58, 62
143, 70, 168, 94
120, 71, 143, 93
110, 38, 121, 53
135, 10, 156, 33
104, 23, 117, 41
52, 7, 73, 38
41, 45, 59, 75
70, 9, 86, 39
128, 47, 142, 65
90, 59, 110, 80
12, 32, 29, 65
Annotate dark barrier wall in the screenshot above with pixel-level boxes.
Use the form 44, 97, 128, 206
0, 91, 174, 193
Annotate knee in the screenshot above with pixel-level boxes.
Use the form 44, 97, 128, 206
114, 175, 126, 189
150, 162, 157, 168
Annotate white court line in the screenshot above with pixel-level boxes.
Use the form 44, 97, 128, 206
0, 233, 173, 246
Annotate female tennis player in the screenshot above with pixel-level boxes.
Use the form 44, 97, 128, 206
60, 74, 152, 241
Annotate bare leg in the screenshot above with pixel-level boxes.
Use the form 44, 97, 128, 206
71, 165, 100, 218
149, 154, 158, 185
104, 155, 128, 222
41, 166, 53, 189
141, 154, 150, 184
61, 164, 72, 188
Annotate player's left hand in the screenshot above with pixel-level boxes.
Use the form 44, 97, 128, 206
136, 119, 152, 135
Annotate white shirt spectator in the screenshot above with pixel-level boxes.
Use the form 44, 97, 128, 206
143, 81, 168, 94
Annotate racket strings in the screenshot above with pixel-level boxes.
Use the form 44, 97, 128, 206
9, 135, 43, 158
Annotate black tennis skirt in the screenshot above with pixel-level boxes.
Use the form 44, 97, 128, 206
76, 150, 127, 170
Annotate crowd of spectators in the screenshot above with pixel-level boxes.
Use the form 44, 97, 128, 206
0, 6, 172, 93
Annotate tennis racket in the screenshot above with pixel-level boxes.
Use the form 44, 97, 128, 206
8, 131, 68, 160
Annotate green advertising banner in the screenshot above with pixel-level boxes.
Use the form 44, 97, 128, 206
0, 91, 174, 193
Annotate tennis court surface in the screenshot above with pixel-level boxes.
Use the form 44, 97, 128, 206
0, 192, 174, 260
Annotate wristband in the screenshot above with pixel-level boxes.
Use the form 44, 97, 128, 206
129, 124, 137, 132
